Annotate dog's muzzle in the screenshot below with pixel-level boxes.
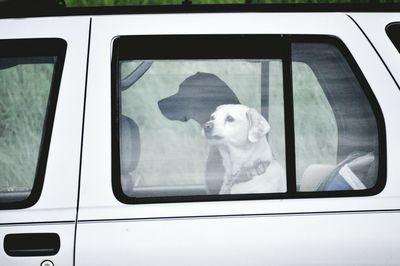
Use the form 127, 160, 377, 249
203, 121, 214, 134
203, 122, 222, 140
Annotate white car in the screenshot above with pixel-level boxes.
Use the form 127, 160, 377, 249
1, 2, 400, 265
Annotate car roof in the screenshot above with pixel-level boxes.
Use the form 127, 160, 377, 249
1, 1, 400, 19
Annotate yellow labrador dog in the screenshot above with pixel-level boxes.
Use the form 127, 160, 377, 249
203, 104, 286, 194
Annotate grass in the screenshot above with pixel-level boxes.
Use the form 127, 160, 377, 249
65, 0, 399, 6
122, 60, 272, 186
121, 59, 337, 188
0, 62, 53, 193
293, 62, 337, 182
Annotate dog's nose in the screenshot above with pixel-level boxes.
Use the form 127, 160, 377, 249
203, 122, 214, 133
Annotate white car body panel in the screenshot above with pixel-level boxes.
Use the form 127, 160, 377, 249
350, 13, 400, 86
0, 17, 90, 265
75, 13, 400, 265
77, 212, 400, 265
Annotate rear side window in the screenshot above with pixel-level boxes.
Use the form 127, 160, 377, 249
292, 42, 382, 193
112, 35, 385, 204
0, 39, 66, 209
386, 23, 400, 54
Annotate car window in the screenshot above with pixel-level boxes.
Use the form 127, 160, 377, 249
112, 35, 385, 203
113, 36, 287, 202
386, 23, 400, 54
119, 59, 286, 197
0, 39, 66, 208
292, 42, 381, 192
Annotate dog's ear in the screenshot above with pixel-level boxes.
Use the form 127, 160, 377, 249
246, 108, 270, 143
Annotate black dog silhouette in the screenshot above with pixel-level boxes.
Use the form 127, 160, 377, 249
158, 72, 240, 194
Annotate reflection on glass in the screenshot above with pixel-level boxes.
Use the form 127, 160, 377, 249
0, 58, 55, 202
119, 59, 287, 197
293, 43, 379, 192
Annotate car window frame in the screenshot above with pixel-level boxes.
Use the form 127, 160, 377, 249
111, 34, 386, 204
0, 38, 67, 210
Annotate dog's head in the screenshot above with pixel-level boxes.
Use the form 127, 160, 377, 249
158, 72, 240, 125
203, 104, 270, 146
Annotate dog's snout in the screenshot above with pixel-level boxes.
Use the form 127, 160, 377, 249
203, 122, 214, 133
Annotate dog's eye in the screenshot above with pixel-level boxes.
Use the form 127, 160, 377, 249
226, 115, 235, 122
210, 115, 215, 120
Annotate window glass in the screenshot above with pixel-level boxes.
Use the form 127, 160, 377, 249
387, 23, 400, 54
114, 35, 384, 203
293, 43, 380, 192
0, 58, 55, 203
0, 39, 65, 207
119, 59, 287, 197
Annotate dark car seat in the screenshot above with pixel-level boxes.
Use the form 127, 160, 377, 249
119, 115, 141, 194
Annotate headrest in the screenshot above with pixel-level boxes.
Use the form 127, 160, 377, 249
120, 115, 140, 174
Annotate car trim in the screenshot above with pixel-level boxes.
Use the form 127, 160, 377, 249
73, 17, 92, 266
2, 4, 400, 19
77, 208, 400, 224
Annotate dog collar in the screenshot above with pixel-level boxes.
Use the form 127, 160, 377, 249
222, 160, 271, 193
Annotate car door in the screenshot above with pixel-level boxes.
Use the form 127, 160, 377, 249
0, 17, 90, 265
76, 12, 400, 265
